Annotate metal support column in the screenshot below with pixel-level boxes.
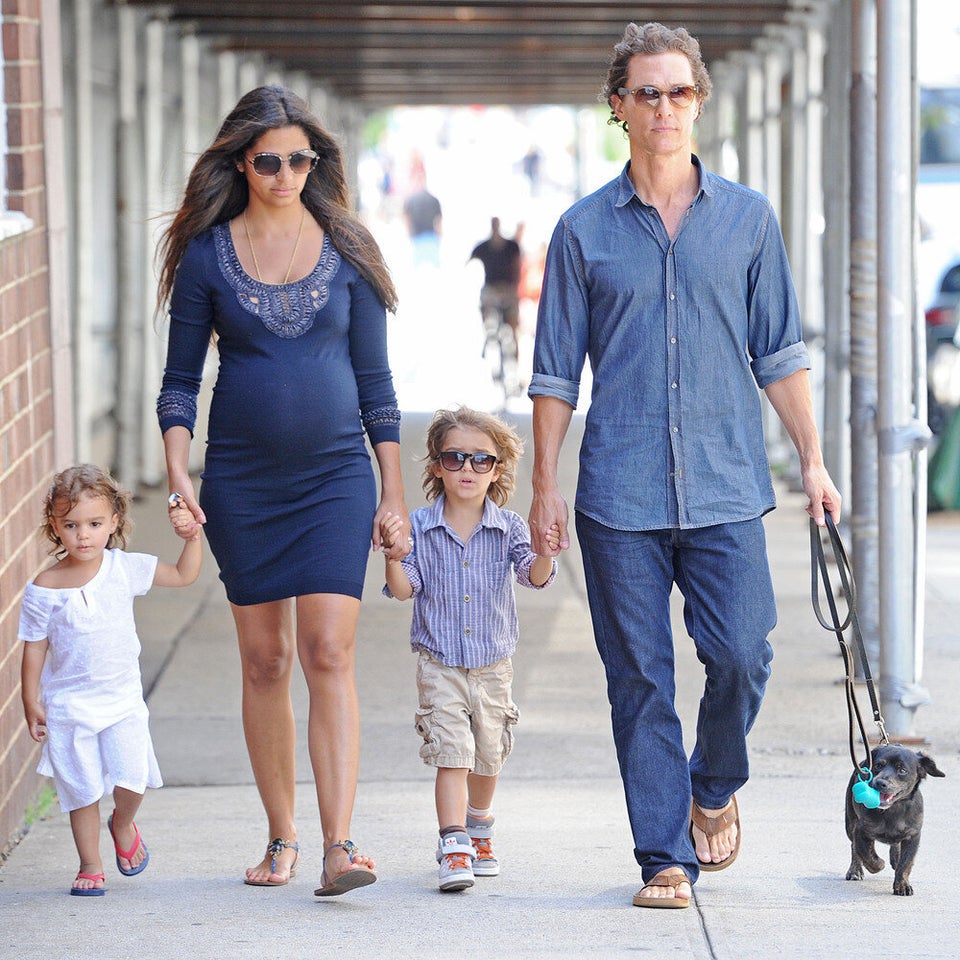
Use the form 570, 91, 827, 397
73, 0, 94, 461
139, 18, 165, 484
115, 6, 143, 490
850, 0, 881, 669
218, 51, 239, 119
876, 0, 929, 735
735, 53, 765, 194
822, 0, 852, 503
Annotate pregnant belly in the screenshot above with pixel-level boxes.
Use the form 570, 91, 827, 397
207, 373, 361, 465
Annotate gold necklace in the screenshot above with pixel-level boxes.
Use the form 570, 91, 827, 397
243, 206, 305, 284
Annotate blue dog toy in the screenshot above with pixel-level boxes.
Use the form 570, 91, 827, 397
851, 767, 882, 809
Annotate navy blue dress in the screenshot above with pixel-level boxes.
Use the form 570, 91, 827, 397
157, 223, 400, 605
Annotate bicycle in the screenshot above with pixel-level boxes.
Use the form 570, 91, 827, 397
479, 283, 521, 404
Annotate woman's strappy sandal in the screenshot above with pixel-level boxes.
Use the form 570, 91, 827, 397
243, 837, 300, 886
314, 839, 377, 897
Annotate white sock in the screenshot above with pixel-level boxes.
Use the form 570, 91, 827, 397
466, 804, 492, 820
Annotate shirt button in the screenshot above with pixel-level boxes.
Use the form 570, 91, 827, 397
464, 595, 471, 602
670, 337, 677, 344
465, 627, 472, 635
671, 381, 678, 389
463, 560, 470, 567
673, 426, 679, 433
669, 292, 676, 301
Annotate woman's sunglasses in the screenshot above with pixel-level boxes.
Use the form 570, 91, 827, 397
246, 150, 319, 177
437, 451, 499, 474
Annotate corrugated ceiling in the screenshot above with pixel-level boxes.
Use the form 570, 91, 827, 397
121, 1, 822, 104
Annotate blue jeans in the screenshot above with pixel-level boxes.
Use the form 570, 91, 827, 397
575, 512, 776, 883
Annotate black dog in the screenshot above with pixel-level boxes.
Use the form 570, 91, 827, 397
845, 744, 945, 895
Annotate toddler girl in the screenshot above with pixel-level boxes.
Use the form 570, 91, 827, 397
381, 407, 559, 891
19, 464, 202, 896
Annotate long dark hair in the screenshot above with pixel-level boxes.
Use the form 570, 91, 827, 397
157, 85, 397, 313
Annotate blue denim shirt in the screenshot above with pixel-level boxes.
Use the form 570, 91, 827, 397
528, 157, 809, 531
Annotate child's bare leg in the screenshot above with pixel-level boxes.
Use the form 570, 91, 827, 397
467, 772, 498, 812
110, 786, 147, 871
435, 767, 469, 829
69, 802, 104, 891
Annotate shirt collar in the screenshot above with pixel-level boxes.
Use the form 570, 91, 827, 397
420, 495, 510, 534
614, 154, 714, 209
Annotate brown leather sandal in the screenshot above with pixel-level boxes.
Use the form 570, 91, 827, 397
633, 869, 692, 908
690, 794, 740, 872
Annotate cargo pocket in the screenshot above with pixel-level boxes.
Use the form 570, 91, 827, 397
499, 704, 520, 761
414, 708, 440, 761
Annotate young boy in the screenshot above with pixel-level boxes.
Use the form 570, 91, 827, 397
381, 406, 559, 891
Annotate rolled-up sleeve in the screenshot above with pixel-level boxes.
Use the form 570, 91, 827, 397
745, 200, 808, 391
528, 218, 589, 410
751, 340, 810, 389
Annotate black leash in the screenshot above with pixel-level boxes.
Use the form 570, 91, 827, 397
809, 513, 889, 786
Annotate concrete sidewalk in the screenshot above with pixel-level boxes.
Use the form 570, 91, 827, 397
2, 411, 958, 959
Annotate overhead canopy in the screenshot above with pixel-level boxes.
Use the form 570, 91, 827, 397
120, 0, 822, 105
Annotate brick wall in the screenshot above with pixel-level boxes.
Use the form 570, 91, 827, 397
0, 0, 55, 856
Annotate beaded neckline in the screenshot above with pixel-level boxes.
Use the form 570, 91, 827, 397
214, 221, 341, 339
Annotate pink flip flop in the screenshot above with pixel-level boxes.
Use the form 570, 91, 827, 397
108, 812, 150, 877
70, 871, 105, 897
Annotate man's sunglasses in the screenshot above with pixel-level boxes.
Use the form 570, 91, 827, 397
617, 85, 698, 108
437, 451, 499, 474
245, 150, 319, 177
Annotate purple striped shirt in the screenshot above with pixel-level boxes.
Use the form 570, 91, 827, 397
383, 495, 556, 667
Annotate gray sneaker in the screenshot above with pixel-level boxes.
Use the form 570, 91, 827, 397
436, 832, 475, 892
466, 814, 500, 877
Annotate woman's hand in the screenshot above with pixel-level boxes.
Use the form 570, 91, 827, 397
374, 499, 411, 560
168, 494, 203, 541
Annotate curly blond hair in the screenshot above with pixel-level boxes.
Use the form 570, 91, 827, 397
421, 406, 524, 508
42, 464, 132, 557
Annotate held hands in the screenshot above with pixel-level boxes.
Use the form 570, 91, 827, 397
378, 511, 411, 561
529, 486, 570, 557
168, 493, 202, 541
539, 522, 562, 558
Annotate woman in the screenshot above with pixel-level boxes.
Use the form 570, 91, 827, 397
155, 86, 410, 895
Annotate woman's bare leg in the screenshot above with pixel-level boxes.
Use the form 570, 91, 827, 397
296, 593, 375, 883
232, 599, 300, 883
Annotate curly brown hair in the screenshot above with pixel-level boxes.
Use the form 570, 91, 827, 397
156, 85, 397, 317
602, 22, 713, 133
42, 464, 132, 557
421, 407, 524, 508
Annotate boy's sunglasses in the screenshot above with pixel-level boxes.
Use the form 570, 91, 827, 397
617, 84, 698, 108
437, 451, 499, 474
246, 150, 319, 177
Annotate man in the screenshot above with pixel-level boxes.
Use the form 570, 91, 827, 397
469, 217, 523, 340
527, 22, 840, 909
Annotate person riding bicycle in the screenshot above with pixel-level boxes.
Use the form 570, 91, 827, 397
469, 217, 522, 342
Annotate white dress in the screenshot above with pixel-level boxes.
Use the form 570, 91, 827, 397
18, 549, 164, 812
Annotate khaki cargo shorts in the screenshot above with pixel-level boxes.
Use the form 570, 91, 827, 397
414, 650, 520, 776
